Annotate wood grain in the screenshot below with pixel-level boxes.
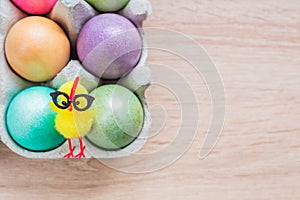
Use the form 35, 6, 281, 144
0, 0, 300, 199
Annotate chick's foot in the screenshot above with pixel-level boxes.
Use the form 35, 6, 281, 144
64, 146, 76, 159
75, 146, 86, 159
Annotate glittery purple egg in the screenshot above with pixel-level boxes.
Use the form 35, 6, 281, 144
77, 14, 142, 80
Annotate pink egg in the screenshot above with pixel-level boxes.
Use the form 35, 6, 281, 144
12, 0, 57, 15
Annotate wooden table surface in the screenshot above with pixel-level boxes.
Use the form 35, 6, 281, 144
1, 0, 300, 199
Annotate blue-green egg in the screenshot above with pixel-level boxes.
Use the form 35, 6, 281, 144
6, 86, 65, 152
87, 84, 144, 150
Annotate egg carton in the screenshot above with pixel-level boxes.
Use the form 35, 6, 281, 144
0, 0, 152, 158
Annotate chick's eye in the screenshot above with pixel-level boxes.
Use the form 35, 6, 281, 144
73, 94, 95, 111
50, 91, 71, 109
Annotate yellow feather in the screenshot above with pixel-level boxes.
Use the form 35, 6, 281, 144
49, 101, 60, 113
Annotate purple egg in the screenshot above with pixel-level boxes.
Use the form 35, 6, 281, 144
77, 14, 142, 79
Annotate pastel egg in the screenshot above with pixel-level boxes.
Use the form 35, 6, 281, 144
77, 14, 142, 80
12, 0, 58, 15
6, 86, 65, 152
87, 85, 144, 150
85, 0, 129, 12
5, 16, 70, 82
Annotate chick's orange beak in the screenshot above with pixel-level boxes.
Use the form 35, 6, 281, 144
68, 104, 73, 111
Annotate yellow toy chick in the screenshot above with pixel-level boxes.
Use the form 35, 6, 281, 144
49, 77, 95, 158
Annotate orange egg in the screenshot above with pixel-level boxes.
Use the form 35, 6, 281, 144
5, 16, 70, 82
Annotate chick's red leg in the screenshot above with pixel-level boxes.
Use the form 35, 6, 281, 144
75, 137, 86, 159
64, 139, 76, 159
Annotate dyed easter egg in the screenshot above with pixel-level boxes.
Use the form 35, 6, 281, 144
5, 16, 70, 82
85, 0, 129, 12
77, 14, 142, 80
87, 85, 144, 150
12, 0, 57, 15
6, 86, 65, 152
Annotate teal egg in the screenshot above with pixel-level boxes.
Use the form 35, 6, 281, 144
85, 0, 129, 12
6, 86, 65, 152
87, 84, 144, 150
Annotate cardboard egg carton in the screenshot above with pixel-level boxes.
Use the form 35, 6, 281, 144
0, 0, 152, 158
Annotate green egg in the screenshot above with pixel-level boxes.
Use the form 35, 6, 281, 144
6, 86, 65, 152
85, 0, 130, 12
87, 84, 144, 150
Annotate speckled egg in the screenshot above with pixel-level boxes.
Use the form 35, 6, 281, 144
12, 0, 58, 15
5, 16, 70, 82
77, 14, 142, 80
6, 86, 65, 152
85, 0, 129, 12
87, 84, 144, 150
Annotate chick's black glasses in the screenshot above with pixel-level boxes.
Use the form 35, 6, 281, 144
50, 91, 95, 112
